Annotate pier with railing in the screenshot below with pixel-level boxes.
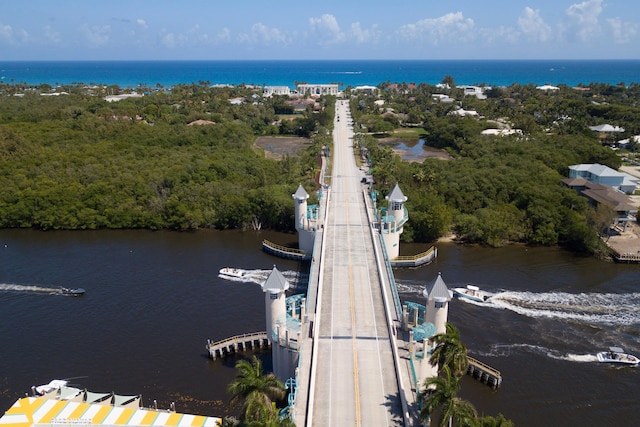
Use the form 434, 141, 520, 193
206, 332, 270, 360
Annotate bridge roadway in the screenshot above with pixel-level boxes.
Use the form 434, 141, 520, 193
295, 100, 414, 426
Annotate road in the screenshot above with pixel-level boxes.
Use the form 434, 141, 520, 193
309, 100, 405, 426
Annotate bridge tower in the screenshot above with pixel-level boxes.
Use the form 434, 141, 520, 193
380, 183, 408, 260
419, 272, 452, 379
261, 266, 299, 382
292, 184, 316, 253
423, 272, 451, 335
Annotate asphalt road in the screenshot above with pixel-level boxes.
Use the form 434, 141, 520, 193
309, 100, 404, 426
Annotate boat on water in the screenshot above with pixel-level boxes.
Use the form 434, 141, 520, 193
219, 267, 247, 278
33, 379, 68, 395
452, 284, 492, 303
596, 346, 640, 366
58, 287, 85, 296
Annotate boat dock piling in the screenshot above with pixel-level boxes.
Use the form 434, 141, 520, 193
206, 332, 270, 359
467, 356, 502, 389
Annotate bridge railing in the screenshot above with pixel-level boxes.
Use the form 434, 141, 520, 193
377, 231, 403, 319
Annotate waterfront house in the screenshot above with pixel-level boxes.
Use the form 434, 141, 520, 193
564, 164, 639, 232
568, 163, 639, 194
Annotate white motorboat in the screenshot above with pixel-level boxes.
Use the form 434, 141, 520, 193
219, 268, 247, 278
597, 347, 640, 366
452, 284, 492, 303
34, 379, 68, 395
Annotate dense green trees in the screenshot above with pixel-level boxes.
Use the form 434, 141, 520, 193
0, 84, 329, 231
352, 80, 638, 253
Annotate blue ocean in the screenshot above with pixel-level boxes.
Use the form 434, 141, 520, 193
1, 60, 639, 89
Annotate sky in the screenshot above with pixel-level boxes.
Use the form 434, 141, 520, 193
1, 0, 639, 61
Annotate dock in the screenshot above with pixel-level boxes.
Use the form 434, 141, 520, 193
467, 356, 502, 389
262, 239, 311, 261
391, 246, 438, 268
206, 332, 270, 359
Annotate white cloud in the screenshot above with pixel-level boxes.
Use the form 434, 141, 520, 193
0, 23, 29, 45
607, 17, 638, 44
518, 7, 552, 42
398, 12, 474, 45
349, 22, 380, 44
216, 27, 231, 43
43, 25, 61, 44
564, 0, 603, 41
308, 14, 345, 45
80, 24, 111, 47
161, 32, 185, 49
136, 19, 148, 30
239, 23, 288, 45
0, 24, 13, 42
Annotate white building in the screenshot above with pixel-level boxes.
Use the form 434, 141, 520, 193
263, 86, 291, 97
104, 92, 143, 102
296, 83, 339, 96
449, 107, 479, 117
458, 85, 487, 99
353, 85, 378, 95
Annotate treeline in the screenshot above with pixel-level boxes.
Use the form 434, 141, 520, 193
0, 83, 333, 231
350, 80, 639, 253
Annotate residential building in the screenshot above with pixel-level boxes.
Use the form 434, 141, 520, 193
568, 163, 638, 195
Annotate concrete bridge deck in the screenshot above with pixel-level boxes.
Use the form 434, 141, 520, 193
294, 101, 415, 426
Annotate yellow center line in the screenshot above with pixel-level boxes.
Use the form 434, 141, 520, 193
344, 126, 361, 426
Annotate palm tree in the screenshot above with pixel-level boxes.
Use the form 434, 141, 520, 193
216, 416, 240, 427
477, 413, 514, 427
244, 405, 295, 427
430, 322, 469, 377
226, 356, 286, 422
420, 365, 477, 427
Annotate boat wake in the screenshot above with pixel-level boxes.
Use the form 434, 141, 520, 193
218, 269, 308, 290
475, 343, 598, 363
488, 291, 640, 326
0, 283, 61, 295
397, 279, 639, 326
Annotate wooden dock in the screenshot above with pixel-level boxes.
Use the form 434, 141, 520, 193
467, 356, 502, 389
206, 332, 271, 359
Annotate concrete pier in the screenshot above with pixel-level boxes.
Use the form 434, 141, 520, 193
206, 332, 270, 360
467, 356, 503, 389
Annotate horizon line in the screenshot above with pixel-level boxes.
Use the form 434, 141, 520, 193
2, 58, 640, 62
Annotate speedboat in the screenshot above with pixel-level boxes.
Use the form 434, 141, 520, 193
218, 268, 247, 278
597, 347, 640, 366
59, 287, 85, 297
34, 379, 68, 395
452, 284, 492, 302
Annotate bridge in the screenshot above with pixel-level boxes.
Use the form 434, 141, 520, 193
291, 100, 421, 426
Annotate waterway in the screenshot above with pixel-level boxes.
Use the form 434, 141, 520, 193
0, 229, 638, 426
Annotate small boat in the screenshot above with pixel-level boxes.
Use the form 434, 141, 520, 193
59, 287, 85, 297
34, 379, 68, 395
597, 347, 640, 366
452, 284, 492, 303
218, 268, 247, 278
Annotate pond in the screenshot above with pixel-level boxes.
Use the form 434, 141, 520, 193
389, 138, 451, 162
